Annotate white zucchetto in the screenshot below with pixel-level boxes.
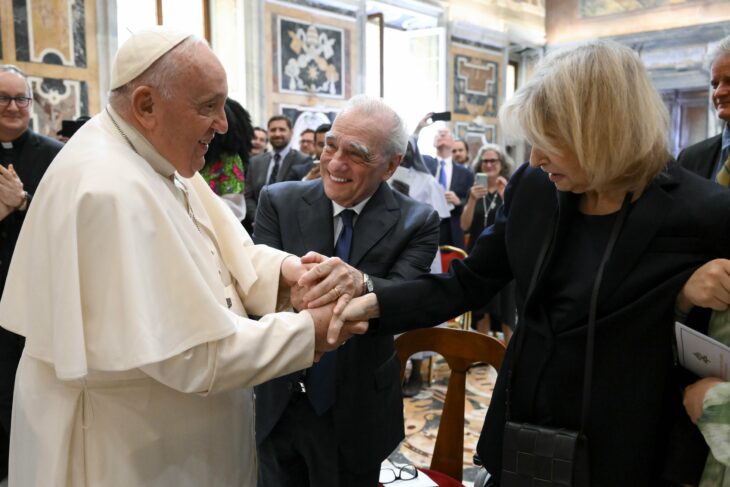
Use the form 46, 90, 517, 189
110, 27, 191, 90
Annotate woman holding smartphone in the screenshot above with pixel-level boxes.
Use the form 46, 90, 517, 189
460, 145, 515, 341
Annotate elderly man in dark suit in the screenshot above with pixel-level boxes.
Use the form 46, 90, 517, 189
244, 115, 312, 230
0, 64, 62, 481
254, 95, 439, 487
678, 35, 730, 181
414, 115, 474, 249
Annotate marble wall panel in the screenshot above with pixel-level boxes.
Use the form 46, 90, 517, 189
14, 0, 86, 67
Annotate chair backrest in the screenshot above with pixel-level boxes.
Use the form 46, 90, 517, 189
394, 327, 506, 481
438, 245, 471, 330
439, 245, 468, 273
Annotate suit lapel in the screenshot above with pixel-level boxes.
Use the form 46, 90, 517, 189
278, 151, 297, 182
297, 183, 334, 255
349, 183, 399, 267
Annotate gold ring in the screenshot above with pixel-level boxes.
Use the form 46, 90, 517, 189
333, 286, 341, 298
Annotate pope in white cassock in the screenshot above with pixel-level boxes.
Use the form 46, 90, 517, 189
0, 28, 362, 486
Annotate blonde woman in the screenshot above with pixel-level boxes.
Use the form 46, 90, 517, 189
328, 40, 730, 485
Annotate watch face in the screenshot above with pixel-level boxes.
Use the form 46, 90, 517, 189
365, 275, 374, 293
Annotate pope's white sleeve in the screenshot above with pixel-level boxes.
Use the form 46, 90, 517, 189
139, 309, 314, 395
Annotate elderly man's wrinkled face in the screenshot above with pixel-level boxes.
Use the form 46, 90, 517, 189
154, 43, 228, 177
712, 53, 730, 123
251, 129, 268, 155
529, 145, 588, 194
320, 110, 400, 208
0, 71, 31, 141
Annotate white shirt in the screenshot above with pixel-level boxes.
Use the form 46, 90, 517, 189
331, 196, 372, 246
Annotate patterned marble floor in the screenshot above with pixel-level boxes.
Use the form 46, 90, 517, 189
388, 357, 499, 485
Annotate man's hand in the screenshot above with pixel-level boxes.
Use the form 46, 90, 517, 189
304, 304, 368, 359
683, 377, 724, 424
413, 112, 434, 137
495, 176, 508, 199
297, 256, 363, 310
444, 190, 461, 206
0, 164, 25, 209
327, 293, 380, 345
676, 259, 730, 314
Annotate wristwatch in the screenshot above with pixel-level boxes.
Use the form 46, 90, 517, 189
362, 273, 374, 295
16, 191, 29, 211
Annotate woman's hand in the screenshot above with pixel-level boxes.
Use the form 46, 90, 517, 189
327, 293, 380, 345
684, 377, 724, 424
469, 183, 488, 201
676, 259, 730, 314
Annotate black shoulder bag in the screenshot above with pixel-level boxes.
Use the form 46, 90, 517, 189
501, 193, 632, 487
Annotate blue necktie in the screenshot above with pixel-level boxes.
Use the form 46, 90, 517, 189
306, 209, 355, 415
268, 153, 281, 185
438, 159, 447, 189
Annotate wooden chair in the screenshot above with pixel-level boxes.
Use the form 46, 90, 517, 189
438, 245, 471, 331
395, 327, 506, 483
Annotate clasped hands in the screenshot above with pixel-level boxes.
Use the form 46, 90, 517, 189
0, 164, 26, 218
281, 252, 369, 361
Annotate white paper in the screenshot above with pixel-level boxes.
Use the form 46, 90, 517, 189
675, 321, 730, 380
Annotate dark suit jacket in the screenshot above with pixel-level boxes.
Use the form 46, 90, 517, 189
243, 148, 312, 227
374, 161, 730, 485
423, 155, 474, 247
253, 180, 439, 473
677, 132, 723, 180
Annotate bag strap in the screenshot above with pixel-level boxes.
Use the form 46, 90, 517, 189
505, 192, 632, 430
579, 192, 632, 432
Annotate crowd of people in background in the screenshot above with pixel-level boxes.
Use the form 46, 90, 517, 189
3, 26, 730, 487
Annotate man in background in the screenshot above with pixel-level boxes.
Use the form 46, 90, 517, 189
678, 35, 730, 182
251, 126, 268, 156
414, 113, 473, 249
244, 115, 312, 230
452, 138, 470, 166
254, 95, 439, 487
0, 64, 62, 482
299, 128, 316, 156
298, 123, 331, 181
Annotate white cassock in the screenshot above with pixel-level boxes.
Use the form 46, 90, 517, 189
0, 107, 316, 486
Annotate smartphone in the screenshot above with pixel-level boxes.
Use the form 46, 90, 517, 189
475, 172, 488, 187
430, 111, 451, 122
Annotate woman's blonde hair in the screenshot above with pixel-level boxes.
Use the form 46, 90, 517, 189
500, 40, 669, 192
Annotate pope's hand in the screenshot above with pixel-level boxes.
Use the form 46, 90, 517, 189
297, 255, 363, 311
327, 293, 380, 345
304, 304, 368, 360
280, 255, 317, 288
676, 259, 730, 314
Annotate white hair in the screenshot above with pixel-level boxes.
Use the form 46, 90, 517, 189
339, 95, 408, 159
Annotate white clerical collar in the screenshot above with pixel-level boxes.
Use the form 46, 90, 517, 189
1, 142, 12, 149
332, 195, 372, 219
105, 105, 177, 178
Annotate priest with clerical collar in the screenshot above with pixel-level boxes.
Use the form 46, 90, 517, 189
0, 28, 363, 486
0, 64, 63, 483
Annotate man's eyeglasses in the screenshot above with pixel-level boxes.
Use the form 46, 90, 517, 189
0, 96, 32, 108
379, 464, 418, 484
481, 158, 500, 165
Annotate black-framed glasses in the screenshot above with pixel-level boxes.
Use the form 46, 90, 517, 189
481, 158, 500, 165
0, 96, 32, 108
379, 464, 418, 484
